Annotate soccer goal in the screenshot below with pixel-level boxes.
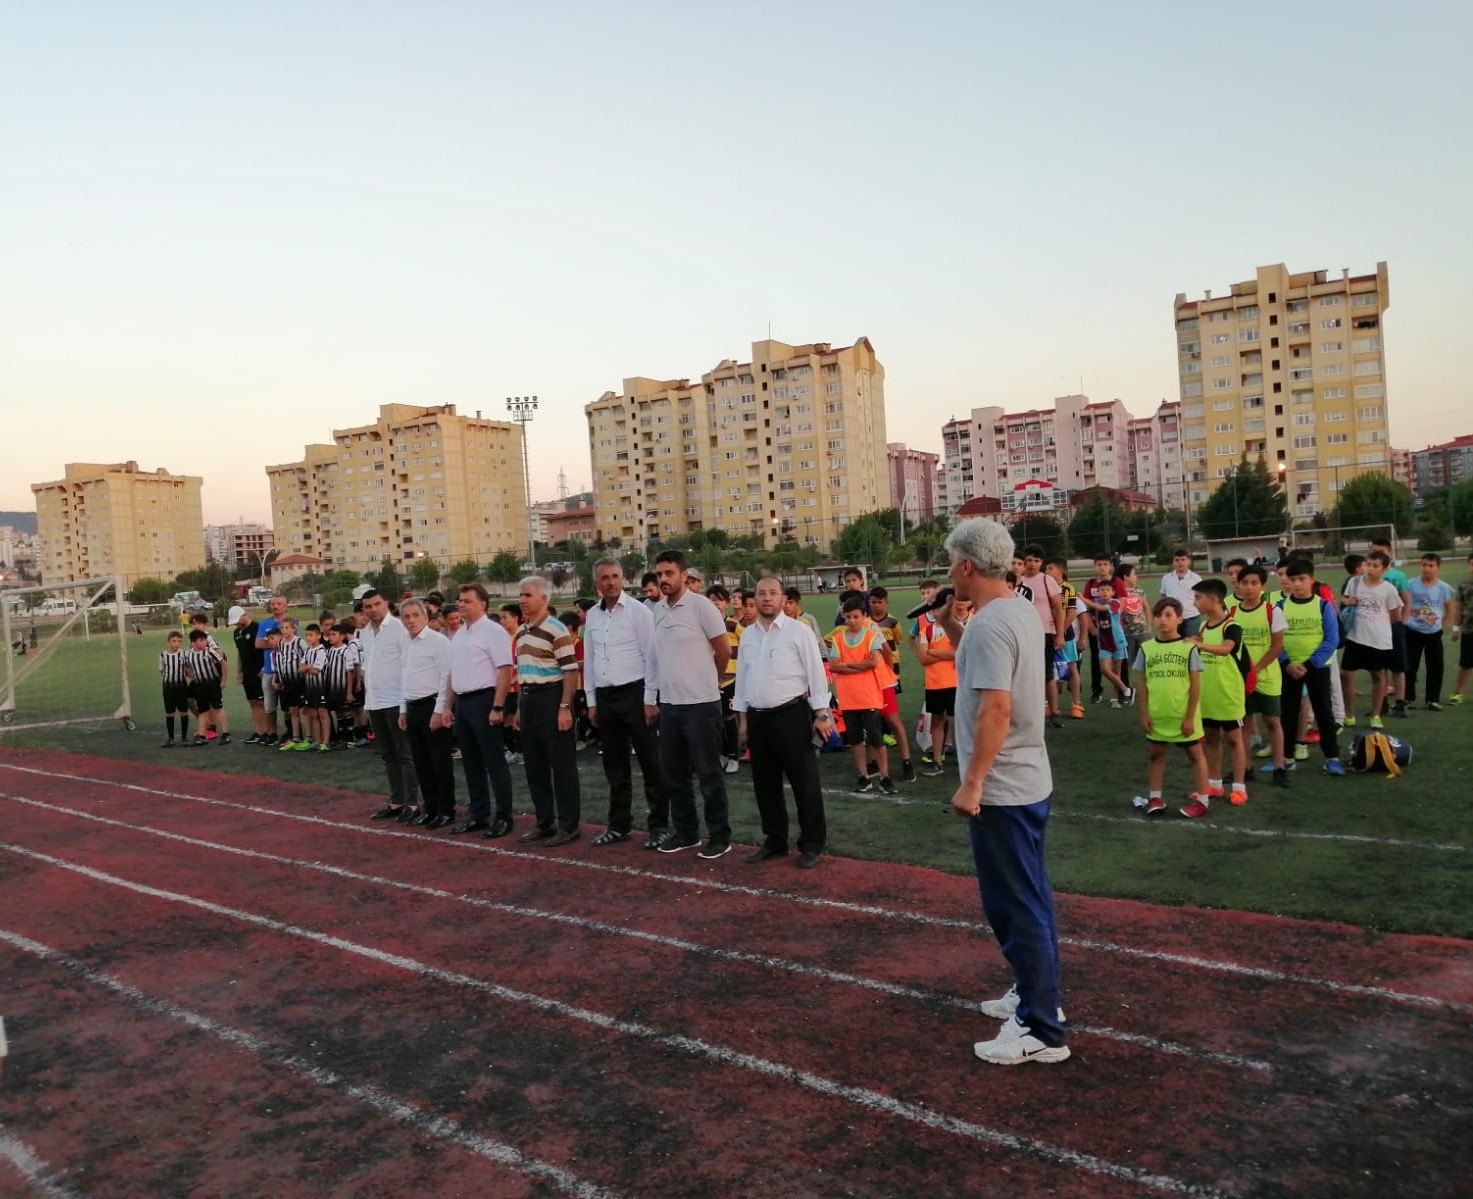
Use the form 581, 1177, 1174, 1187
0, 575, 136, 734
1290, 523, 1401, 559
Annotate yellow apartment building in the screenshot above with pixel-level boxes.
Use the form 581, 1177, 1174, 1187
587, 337, 887, 550
1174, 262, 1391, 521
32, 461, 206, 586
266, 403, 527, 574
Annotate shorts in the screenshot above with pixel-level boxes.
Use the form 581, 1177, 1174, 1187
162, 683, 189, 712
924, 687, 957, 717
262, 679, 280, 713
1202, 717, 1244, 731
241, 673, 264, 703
1244, 691, 1281, 718
1147, 736, 1204, 749
1341, 641, 1394, 673
277, 678, 306, 709
190, 680, 223, 712
1061, 639, 1079, 665
1389, 622, 1408, 673
303, 678, 327, 710
881, 686, 899, 717
841, 709, 885, 748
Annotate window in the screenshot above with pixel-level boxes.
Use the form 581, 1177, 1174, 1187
1212, 399, 1235, 411
1321, 364, 1344, 376
1320, 318, 1343, 329
1211, 378, 1233, 390
1209, 355, 1230, 367
1357, 405, 1383, 421
1319, 295, 1342, 307
1215, 444, 1237, 457
1181, 382, 1202, 397
1353, 359, 1381, 377
1180, 340, 1201, 354
1323, 410, 1347, 422
1181, 361, 1201, 374
1358, 429, 1386, 445
1237, 305, 1259, 320
1210, 333, 1230, 344
1320, 342, 1343, 353
1289, 368, 1314, 381
1351, 293, 1378, 309
1354, 383, 1385, 400
1288, 321, 1310, 336
1287, 299, 1308, 313
1206, 311, 1230, 323
1325, 433, 1349, 445
1213, 422, 1236, 433
1293, 435, 1317, 449
1293, 412, 1315, 426
1239, 328, 1260, 343
1291, 388, 1314, 405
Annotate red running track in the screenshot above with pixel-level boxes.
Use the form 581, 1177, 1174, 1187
0, 749, 1470, 1199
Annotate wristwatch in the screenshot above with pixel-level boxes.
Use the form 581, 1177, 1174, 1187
492, 705, 504, 713
559, 703, 571, 710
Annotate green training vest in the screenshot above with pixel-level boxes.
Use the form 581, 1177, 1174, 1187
1140, 637, 1203, 742
1233, 601, 1282, 697
1280, 596, 1325, 666
1198, 619, 1247, 722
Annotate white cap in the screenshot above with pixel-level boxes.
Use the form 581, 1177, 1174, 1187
227, 605, 246, 625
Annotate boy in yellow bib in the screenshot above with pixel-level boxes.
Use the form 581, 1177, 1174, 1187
1132, 597, 1210, 817
1189, 579, 1249, 812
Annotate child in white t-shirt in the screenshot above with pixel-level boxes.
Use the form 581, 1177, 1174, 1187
1340, 551, 1402, 729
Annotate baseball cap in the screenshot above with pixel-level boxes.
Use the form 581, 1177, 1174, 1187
227, 605, 246, 624
685, 567, 703, 581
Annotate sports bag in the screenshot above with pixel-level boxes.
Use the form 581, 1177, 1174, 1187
1350, 732, 1412, 776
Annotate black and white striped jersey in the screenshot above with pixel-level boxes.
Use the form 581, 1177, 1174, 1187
158, 649, 190, 686
274, 635, 304, 681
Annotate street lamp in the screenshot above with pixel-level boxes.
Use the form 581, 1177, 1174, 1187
506, 395, 538, 570
249, 547, 277, 588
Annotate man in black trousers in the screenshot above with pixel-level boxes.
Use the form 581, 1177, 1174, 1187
584, 557, 669, 849
396, 598, 456, 828
734, 575, 835, 868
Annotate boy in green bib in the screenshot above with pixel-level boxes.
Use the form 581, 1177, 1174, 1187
1278, 559, 1345, 776
1132, 597, 1209, 818
1237, 565, 1291, 788
1190, 579, 1249, 811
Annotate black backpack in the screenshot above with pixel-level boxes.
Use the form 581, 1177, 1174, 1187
1349, 732, 1412, 776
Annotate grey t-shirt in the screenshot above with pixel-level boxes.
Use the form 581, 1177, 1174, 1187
954, 596, 1053, 807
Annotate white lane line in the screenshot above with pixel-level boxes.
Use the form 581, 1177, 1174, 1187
3, 761, 1467, 1015
0, 928, 622, 1199
0, 1123, 85, 1199
1, 792, 1270, 1074
0, 844, 1229, 1199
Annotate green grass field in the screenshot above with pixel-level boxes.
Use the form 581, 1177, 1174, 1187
4, 569, 1471, 938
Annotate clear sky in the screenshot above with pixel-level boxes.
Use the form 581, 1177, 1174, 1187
3, 1, 1469, 524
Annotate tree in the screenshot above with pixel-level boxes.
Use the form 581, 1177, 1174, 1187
127, 577, 173, 605
449, 559, 481, 586
1417, 508, 1451, 552
872, 508, 904, 545
1065, 494, 1131, 557
1193, 457, 1288, 541
173, 563, 235, 606
1423, 480, 1473, 538
1007, 512, 1066, 558
1330, 472, 1413, 536
833, 515, 891, 576
619, 549, 645, 577
486, 551, 523, 584
407, 556, 441, 591
367, 557, 402, 598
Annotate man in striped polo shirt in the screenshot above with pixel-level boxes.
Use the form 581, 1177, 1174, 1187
514, 575, 582, 846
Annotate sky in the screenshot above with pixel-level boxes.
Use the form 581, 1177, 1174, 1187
3, 1, 1470, 525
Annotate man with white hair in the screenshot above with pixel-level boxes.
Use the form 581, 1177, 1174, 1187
359, 588, 421, 821
513, 576, 582, 846
935, 518, 1069, 1066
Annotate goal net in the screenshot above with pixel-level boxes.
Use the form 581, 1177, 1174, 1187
1289, 523, 1401, 559
0, 575, 136, 735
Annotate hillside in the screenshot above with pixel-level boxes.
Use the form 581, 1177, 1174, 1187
0, 511, 37, 534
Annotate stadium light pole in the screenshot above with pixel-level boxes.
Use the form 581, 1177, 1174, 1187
506, 396, 538, 570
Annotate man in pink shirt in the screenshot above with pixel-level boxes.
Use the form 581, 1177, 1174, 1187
1016, 545, 1068, 729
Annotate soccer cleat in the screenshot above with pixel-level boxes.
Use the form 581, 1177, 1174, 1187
293, 739, 312, 751
1230, 786, 1249, 805
1180, 796, 1210, 819
1254, 744, 1275, 759
921, 762, 945, 777
920, 750, 935, 766
1070, 704, 1084, 719
278, 739, 295, 752
1206, 785, 1225, 800
1272, 767, 1291, 788
1426, 702, 1442, 712
852, 776, 875, 794
1368, 715, 1384, 730
882, 733, 897, 747
1323, 759, 1346, 777
901, 761, 917, 783
1145, 796, 1166, 816
1293, 744, 1310, 762
974, 1022, 1070, 1066
1449, 694, 1464, 705
1341, 715, 1357, 728
317, 743, 331, 753
243, 733, 261, 745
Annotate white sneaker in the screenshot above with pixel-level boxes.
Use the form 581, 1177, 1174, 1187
979, 985, 1020, 1020
974, 1022, 1070, 1065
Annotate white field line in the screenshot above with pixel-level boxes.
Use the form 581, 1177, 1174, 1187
2, 761, 1468, 1015
835, 785, 1471, 853
0, 1123, 85, 1199
0, 844, 1229, 1199
0, 792, 1270, 1074
0, 928, 623, 1199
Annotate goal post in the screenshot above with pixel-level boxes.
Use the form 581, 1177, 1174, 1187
0, 575, 135, 734
1290, 523, 1401, 560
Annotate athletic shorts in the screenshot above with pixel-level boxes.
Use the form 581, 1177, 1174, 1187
924, 687, 957, 717
161, 683, 190, 713
1202, 717, 1244, 731
1061, 639, 1079, 665
302, 678, 327, 710
241, 673, 264, 703
277, 678, 306, 709
262, 679, 280, 713
881, 686, 899, 717
1244, 691, 1281, 718
189, 680, 223, 712
1147, 736, 1204, 749
841, 708, 885, 748
1342, 641, 1394, 673
1389, 622, 1408, 673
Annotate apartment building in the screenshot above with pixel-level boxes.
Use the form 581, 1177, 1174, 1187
939, 395, 1134, 514
586, 338, 887, 550
1410, 434, 1473, 497
266, 403, 527, 574
1127, 401, 1187, 512
32, 461, 206, 586
204, 522, 275, 567
1174, 262, 1391, 520
886, 442, 939, 524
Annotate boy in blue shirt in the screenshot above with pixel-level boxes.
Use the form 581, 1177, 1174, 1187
1404, 553, 1458, 711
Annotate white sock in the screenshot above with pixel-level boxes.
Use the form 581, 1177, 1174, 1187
1209, 778, 1222, 791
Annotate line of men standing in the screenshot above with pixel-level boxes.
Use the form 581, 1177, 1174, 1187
356, 551, 835, 869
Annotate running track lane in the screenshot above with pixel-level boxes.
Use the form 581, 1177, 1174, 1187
2, 839, 1211, 1199
0, 789, 1467, 1190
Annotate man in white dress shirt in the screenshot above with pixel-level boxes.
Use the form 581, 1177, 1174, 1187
397, 598, 456, 829
1159, 549, 1204, 637
734, 576, 835, 868
584, 558, 668, 848
446, 582, 517, 837
358, 589, 421, 820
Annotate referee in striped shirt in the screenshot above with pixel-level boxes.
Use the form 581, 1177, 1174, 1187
513, 576, 581, 846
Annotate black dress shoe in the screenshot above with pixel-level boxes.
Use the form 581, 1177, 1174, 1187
745, 844, 788, 863
370, 805, 403, 821
396, 806, 422, 824
797, 850, 822, 869
411, 811, 434, 826
450, 819, 489, 834
544, 829, 580, 847
482, 816, 514, 839
422, 814, 446, 830
519, 826, 557, 844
